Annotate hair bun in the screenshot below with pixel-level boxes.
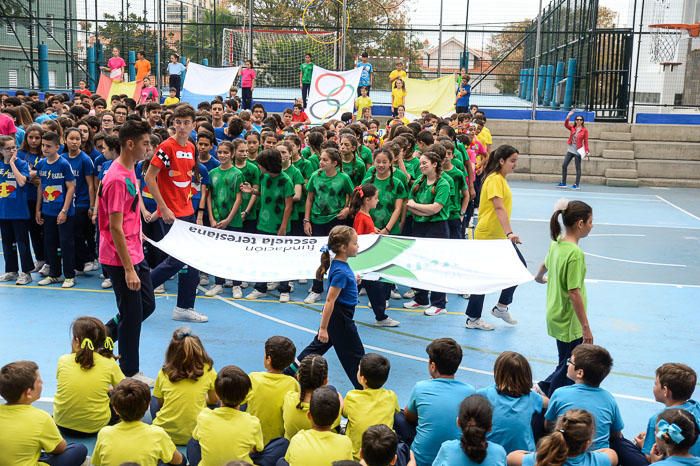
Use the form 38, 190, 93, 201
553, 198, 570, 212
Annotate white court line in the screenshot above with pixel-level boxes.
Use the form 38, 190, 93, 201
584, 251, 686, 268
655, 195, 700, 223
512, 217, 700, 230
585, 278, 700, 289
589, 233, 646, 237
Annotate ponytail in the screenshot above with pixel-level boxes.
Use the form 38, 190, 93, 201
349, 184, 377, 217
316, 225, 356, 280
316, 250, 331, 281
296, 354, 328, 409
72, 316, 116, 370
458, 395, 492, 463
536, 409, 595, 466
483, 144, 519, 178
549, 199, 593, 240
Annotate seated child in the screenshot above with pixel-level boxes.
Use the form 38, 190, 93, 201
92, 378, 184, 465
433, 394, 507, 466
53, 316, 124, 435
402, 338, 476, 466
507, 409, 618, 466
247, 336, 300, 445
360, 424, 405, 466
343, 353, 400, 460
649, 408, 700, 465
284, 387, 354, 466
0, 360, 88, 466
152, 327, 218, 444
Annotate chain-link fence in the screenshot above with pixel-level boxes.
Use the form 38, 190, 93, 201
1, 0, 698, 122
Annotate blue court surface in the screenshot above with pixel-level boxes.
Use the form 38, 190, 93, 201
1, 180, 700, 452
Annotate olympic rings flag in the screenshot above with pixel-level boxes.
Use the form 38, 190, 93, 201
306, 66, 363, 124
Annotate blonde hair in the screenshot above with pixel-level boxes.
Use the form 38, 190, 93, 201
315, 225, 356, 280
536, 409, 595, 466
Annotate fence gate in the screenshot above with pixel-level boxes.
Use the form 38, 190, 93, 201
588, 29, 634, 122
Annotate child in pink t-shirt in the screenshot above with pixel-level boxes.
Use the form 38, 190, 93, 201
240, 59, 256, 110
104, 48, 126, 82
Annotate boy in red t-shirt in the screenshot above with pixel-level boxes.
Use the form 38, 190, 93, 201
144, 105, 208, 323
291, 103, 310, 124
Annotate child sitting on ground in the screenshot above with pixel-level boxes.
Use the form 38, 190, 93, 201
361, 424, 416, 466
648, 408, 700, 465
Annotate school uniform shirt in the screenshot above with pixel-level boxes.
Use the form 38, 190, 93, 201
257, 172, 295, 234
292, 157, 313, 180
306, 170, 354, 225
0, 158, 30, 219
477, 384, 543, 453
88, 147, 102, 162
53, 353, 125, 433
545, 240, 588, 343
642, 400, 700, 456
163, 96, 180, 106
93, 154, 108, 178
477, 127, 493, 148
200, 156, 221, 173
282, 390, 341, 440
407, 378, 476, 466
209, 165, 243, 226
0, 404, 63, 466
107, 56, 126, 79
150, 137, 197, 218
20, 151, 41, 202
342, 387, 400, 459
456, 83, 471, 107
545, 384, 623, 450
300, 62, 314, 84
392, 87, 407, 108
98, 160, 145, 267
651, 457, 700, 466
403, 156, 420, 181
63, 151, 94, 209
389, 69, 407, 83
139, 86, 159, 104
246, 371, 300, 445
357, 62, 374, 87
152, 365, 217, 445
92, 421, 177, 466
291, 111, 309, 123
475, 173, 511, 240
353, 210, 375, 235
213, 126, 229, 142
234, 160, 261, 223
361, 171, 408, 234
342, 158, 366, 187
192, 406, 264, 466
189, 163, 210, 213
443, 166, 466, 220
356, 96, 372, 119
409, 175, 450, 223
329, 259, 358, 307
284, 429, 353, 466
366, 165, 409, 187
167, 62, 186, 77
433, 439, 507, 466
284, 164, 305, 221
521, 450, 612, 466
360, 145, 373, 166
135, 58, 151, 81
241, 68, 256, 88
136, 161, 157, 213
36, 156, 76, 216
307, 153, 320, 171
99, 160, 113, 181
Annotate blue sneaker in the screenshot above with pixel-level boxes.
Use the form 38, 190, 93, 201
571, 184, 580, 190
556, 182, 567, 188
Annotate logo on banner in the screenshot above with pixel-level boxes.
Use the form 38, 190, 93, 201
349, 236, 417, 279
309, 72, 357, 121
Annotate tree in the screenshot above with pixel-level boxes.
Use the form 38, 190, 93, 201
486, 20, 530, 94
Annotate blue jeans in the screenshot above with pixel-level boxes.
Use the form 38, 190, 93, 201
39, 443, 88, 466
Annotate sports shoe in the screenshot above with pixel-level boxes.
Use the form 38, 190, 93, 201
154, 284, 166, 294
375, 317, 400, 327
304, 291, 321, 304
390, 289, 402, 299
246, 289, 267, 300
0, 272, 18, 282
465, 318, 495, 330
101, 278, 112, 289
38, 276, 63, 286
205, 285, 223, 297
279, 292, 290, 303
91, 259, 99, 271
403, 300, 429, 310
298, 278, 308, 284
61, 278, 76, 288
130, 372, 155, 388
16, 273, 32, 285
570, 184, 580, 190
223, 279, 233, 288
232, 286, 243, 299
83, 261, 95, 272
461, 294, 471, 299
31, 260, 46, 273
199, 274, 210, 286
556, 182, 567, 188
402, 289, 416, 299
172, 306, 208, 323
491, 306, 518, 325
423, 306, 447, 316
39, 263, 51, 276
267, 282, 279, 291
241, 281, 249, 289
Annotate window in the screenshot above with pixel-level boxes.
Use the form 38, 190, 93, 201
48, 70, 57, 89
6, 21, 16, 35
8, 70, 18, 88
46, 14, 54, 36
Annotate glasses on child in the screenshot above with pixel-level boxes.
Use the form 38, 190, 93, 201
566, 358, 576, 366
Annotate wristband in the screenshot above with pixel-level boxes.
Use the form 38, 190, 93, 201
198, 207, 205, 213
303, 218, 311, 224
506, 232, 513, 237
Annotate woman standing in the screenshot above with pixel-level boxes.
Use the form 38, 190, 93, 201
167, 54, 186, 99
464, 145, 524, 330
558, 111, 589, 190
102, 48, 126, 82
240, 60, 256, 111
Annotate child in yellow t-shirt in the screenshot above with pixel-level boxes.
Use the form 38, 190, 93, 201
284, 387, 353, 466
188, 365, 288, 466
151, 327, 218, 445
0, 360, 88, 466
247, 336, 300, 445
163, 87, 180, 106
356, 86, 372, 120
342, 353, 400, 459
391, 78, 407, 117
53, 316, 124, 435
92, 379, 183, 466
389, 60, 408, 87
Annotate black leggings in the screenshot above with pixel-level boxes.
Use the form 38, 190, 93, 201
562, 151, 582, 186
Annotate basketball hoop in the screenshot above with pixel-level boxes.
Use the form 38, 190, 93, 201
648, 24, 683, 65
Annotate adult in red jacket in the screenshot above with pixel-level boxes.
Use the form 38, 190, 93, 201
558, 110, 589, 190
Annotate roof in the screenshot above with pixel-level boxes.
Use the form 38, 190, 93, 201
422, 37, 491, 61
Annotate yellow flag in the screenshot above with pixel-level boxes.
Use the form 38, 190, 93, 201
404, 75, 456, 118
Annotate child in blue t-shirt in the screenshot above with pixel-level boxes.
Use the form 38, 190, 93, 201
291, 225, 366, 389
477, 351, 545, 453
400, 337, 476, 466
17, 125, 46, 273
649, 408, 700, 465
35, 131, 77, 288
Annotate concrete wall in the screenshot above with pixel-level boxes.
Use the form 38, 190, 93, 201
489, 119, 700, 188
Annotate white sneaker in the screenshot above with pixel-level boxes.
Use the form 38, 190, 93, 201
0, 272, 18, 282
390, 289, 402, 299
289, 283, 295, 293
16, 273, 32, 285
172, 306, 208, 323
154, 284, 166, 294
423, 306, 446, 316
31, 260, 46, 273
83, 261, 95, 272
403, 300, 429, 309
232, 286, 243, 299
130, 372, 155, 387
402, 289, 415, 299
359, 288, 367, 296
199, 274, 210, 286
491, 306, 518, 325
298, 278, 308, 284
38, 263, 51, 276
223, 279, 234, 288
375, 317, 400, 327
304, 291, 321, 304
246, 289, 267, 300
101, 278, 112, 289
99, 273, 105, 279
241, 281, 249, 289
267, 282, 279, 291
38, 276, 63, 286
62, 278, 76, 288
465, 318, 495, 330
91, 259, 99, 271
205, 284, 223, 297
279, 292, 290, 303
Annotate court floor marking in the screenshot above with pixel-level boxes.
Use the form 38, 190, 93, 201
583, 251, 687, 268
585, 278, 700, 289
655, 195, 700, 222
589, 234, 646, 237
512, 217, 700, 230
512, 188, 659, 201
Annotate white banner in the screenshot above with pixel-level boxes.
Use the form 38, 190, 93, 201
181, 62, 240, 105
148, 220, 533, 294
306, 66, 363, 124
